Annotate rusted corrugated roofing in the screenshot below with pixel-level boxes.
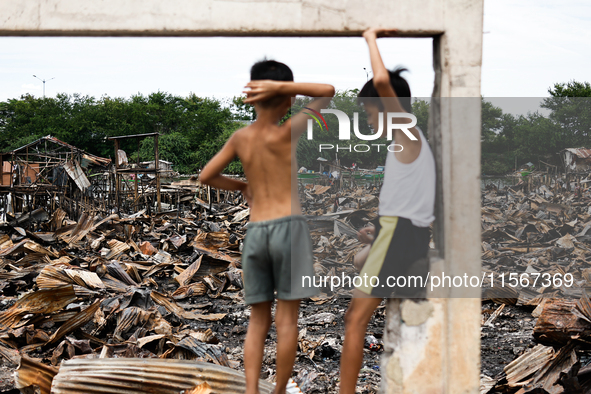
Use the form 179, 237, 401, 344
50, 358, 276, 394
46, 299, 101, 346
563, 148, 591, 159
63, 161, 91, 191
2, 135, 111, 166
0, 285, 77, 329
15, 357, 58, 394
504, 344, 554, 385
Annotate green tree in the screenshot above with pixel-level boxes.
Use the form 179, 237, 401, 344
134, 132, 199, 174
0, 92, 239, 174
411, 99, 430, 135
195, 121, 245, 174
542, 81, 591, 148
230, 96, 256, 121
481, 99, 503, 145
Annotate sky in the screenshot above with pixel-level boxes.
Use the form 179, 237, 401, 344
0, 0, 589, 116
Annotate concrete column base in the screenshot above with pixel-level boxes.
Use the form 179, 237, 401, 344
381, 298, 444, 394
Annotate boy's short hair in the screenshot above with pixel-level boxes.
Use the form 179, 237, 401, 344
251, 60, 294, 82
250, 60, 294, 109
357, 67, 412, 113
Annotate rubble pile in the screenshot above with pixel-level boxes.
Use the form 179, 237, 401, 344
480, 182, 591, 394
293, 183, 386, 393
0, 199, 259, 392
12, 175, 591, 394
0, 182, 386, 394
302, 183, 380, 295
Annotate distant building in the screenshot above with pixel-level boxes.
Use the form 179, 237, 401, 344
561, 148, 591, 173
0, 135, 110, 189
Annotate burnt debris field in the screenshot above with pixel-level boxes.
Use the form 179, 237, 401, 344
1, 175, 591, 393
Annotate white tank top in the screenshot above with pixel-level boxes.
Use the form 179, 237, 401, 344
378, 127, 436, 227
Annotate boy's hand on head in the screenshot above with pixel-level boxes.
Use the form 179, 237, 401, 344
363, 28, 398, 40
243, 80, 285, 104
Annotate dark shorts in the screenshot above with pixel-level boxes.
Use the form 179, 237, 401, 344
241, 215, 320, 305
356, 216, 430, 298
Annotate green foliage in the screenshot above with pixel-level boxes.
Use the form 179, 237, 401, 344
195, 121, 245, 174
548, 81, 591, 98
480, 81, 590, 174
411, 99, 430, 135
230, 96, 256, 121
481, 99, 504, 145
411, 92, 590, 175
133, 132, 199, 174
542, 81, 591, 148
0, 92, 239, 174
481, 152, 515, 175
511, 113, 561, 161
1, 80, 589, 177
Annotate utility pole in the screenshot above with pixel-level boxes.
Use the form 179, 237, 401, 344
33, 75, 55, 98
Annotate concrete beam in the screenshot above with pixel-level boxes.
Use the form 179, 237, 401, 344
0, 0, 446, 36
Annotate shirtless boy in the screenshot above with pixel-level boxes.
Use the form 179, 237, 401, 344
199, 60, 335, 394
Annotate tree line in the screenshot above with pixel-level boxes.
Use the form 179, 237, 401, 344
0, 81, 588, 176
480, 81, 590, 174
0, 92, 246, 174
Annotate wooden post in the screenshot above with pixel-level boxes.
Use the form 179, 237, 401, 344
0, 154, 4, 187
135, 138, 140, 203
114, 139, 120, 213
176, 192, 180, 232
10, 153, 14, 187
154, 134, 161, 212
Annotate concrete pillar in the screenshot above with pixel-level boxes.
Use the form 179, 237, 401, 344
379, 0, 483, 392
381, 298, 445, 393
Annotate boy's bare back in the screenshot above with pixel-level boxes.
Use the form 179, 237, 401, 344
229, 121, 299, 222
200, 79, 333, 223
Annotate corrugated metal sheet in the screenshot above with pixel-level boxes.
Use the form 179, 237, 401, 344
105, 239, 130, 260
23, 240, 59, 258
562, 148, 591, 171
66, 213, 119, 245
504, 344, 554, 386
63, 161, 91, 191
171, 336, 229, 366
0, 239, 28, 257
50, 359, 276, 394
2, 136, 111, 167
150, 291, 201, 320
15, 357, 58, 394
0, 286, 77, 329
117, 149, 129, 166
564, 148, 591, 159
46, 300, 101, 346
81, 153, 111, 167
175, 255, 202, 286
36, 265, 105, 292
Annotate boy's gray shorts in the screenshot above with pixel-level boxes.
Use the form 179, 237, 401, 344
241, 215, 320, 305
